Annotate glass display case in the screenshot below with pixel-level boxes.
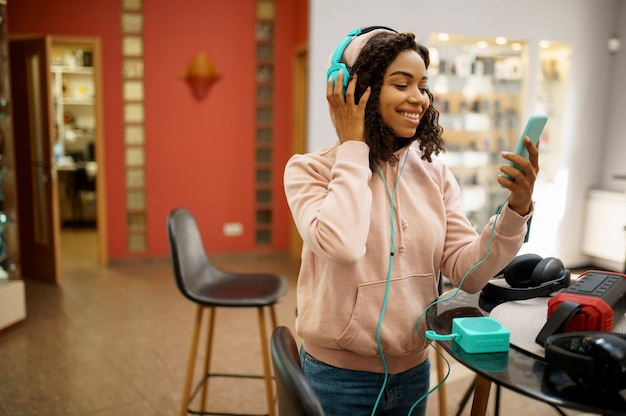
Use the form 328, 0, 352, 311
536, 41, 571, 183
0, 0, 26, 332
428, 33, 528, 228
0, 0, 20, 280
525, 41, 572, 255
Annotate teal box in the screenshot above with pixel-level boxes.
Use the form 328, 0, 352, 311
452, 316, 510, 354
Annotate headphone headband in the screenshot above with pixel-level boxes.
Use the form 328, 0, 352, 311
331, 26, 398, 63
327, 26, 398, 95
357, 25, 398, 35
480, 273, 569, 301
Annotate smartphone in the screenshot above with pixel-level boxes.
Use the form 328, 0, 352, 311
506, 114, 548, 177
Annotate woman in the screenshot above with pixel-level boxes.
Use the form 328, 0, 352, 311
283, 28, 538, 416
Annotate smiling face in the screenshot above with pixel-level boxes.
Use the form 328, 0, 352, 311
351, 31, 443, 165
378, 50, 430, 138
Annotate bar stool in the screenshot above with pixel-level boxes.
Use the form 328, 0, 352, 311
167, 207, 288, 416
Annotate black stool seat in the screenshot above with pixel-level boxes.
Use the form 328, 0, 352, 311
182, 269, 287, 307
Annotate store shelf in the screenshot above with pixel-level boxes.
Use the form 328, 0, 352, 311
51, 65, 93, 74
61, 98, 94, 105
50, 46, 96, 162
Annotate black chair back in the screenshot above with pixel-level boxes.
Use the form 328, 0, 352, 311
271, 326, 325, 416
167, 207, 214, 303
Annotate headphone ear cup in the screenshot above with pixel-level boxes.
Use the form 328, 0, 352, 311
326, 62, 349, 93
503, 253, 543, 288
530, 257, 565, 285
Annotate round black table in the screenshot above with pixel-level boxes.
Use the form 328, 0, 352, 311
427, 290, 626, 416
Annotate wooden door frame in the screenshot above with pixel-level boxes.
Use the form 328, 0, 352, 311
289, 44, 308, 260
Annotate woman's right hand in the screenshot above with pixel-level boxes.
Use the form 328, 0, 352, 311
326, 69, 370, 144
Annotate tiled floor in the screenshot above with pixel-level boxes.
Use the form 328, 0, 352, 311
0, 229, 600, 415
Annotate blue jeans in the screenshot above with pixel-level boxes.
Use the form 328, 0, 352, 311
300, 347, 430, 416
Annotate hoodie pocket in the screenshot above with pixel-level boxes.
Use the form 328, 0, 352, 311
336, 273, 437, 357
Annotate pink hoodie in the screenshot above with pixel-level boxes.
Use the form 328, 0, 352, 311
283, 140, 531, 374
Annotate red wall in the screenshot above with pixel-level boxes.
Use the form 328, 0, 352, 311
7, 0, 307, 259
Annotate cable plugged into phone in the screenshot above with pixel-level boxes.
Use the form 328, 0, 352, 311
427, 316, 510, 354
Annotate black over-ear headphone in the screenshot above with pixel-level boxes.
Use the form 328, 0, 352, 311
480, 253, 571, 302
326, 26, 397, 96
545, 331, 626, 393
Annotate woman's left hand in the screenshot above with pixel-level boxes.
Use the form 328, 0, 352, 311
498, 136, 539, 216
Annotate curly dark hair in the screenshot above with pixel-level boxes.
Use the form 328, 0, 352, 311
350, 32, 444, 167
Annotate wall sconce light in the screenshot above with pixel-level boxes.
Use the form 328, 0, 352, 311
181, 52, 220, 100
608, 36, 621, 54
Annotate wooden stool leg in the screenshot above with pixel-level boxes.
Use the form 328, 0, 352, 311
200, 307, 216, 413
435, 347, 448, 416
258, 307, 275, 416
181, 305, 204, 416
269, 304, 278, 329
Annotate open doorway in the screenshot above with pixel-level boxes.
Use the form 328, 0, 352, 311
10, 35, 106, 283
50, 39, 103, 270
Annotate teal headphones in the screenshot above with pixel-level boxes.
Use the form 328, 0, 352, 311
326, 26, 398, 95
